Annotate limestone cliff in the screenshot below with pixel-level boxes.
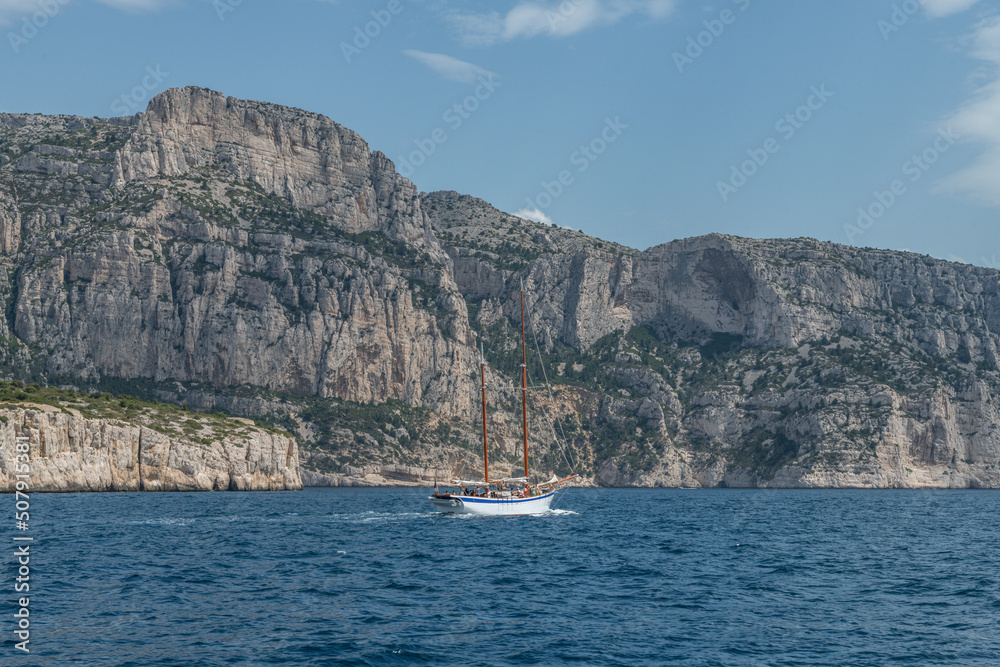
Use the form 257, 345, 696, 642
4, 89, 1000, 489
0, 396, 300, 492
2, 88, 474, 420
428, 192, 1000, 489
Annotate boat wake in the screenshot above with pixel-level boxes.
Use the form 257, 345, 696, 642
431, 508, 574, 519
355, 511, 431, 524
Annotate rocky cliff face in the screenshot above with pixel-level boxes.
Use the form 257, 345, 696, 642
429, 190, 1000, 357
117, 88, 444, 251
428, 192, 1000, 488
0, 401, 300, 492
3, 88, 1000, 489
2, 88, 474, 421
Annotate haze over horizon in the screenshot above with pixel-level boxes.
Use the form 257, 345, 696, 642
2, 0, 998, 265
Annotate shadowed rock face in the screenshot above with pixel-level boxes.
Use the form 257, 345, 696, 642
4, 89, 1000, 488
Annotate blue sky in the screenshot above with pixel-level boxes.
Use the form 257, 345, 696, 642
2, 0, 999, 265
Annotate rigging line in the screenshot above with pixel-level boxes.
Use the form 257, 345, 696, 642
550, 488, 568, 512
525, 363, 575, 474
475, 312, 576, 473
528, 310, 577, 472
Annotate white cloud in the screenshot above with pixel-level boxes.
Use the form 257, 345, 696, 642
402, 50, 497, 84
95, 0, 169, 9
446, 0, 676, 46
0, 0, 170, 25
935, 17, 1000, 205
0, 0, 55, 25
923, 0, 981, 18
514, 208, 553, 224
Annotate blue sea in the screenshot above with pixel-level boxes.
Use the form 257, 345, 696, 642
5, 488, 1000, 665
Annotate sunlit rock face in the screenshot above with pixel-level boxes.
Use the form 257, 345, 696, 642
3, 88, 1000, 488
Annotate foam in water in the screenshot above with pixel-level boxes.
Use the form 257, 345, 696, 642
27, 487, 1000, 666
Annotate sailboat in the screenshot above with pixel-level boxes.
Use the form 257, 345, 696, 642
429, 283, 576, 515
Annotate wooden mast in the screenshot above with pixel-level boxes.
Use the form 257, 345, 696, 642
480, 344, 490, 484
520, 280, 530, 480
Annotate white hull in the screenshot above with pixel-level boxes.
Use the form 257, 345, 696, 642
429, 491, 555, 516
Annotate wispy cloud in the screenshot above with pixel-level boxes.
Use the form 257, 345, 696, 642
446, 0, 676, 46
95, 0, 170, 10
923, 0, 982, 18
935, 16, 1000, 205
0, 0, 54, 25
0, 0, 170, 25
402, 49, 496, 83
514, 208, 553, 225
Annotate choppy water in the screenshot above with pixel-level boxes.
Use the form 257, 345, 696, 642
5, 488, 1000, 665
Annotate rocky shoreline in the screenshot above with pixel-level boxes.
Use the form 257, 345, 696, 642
0, 406, 301, 492
5, 87, 1000, 490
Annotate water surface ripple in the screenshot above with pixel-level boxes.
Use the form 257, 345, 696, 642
8, 488, 1000, 665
